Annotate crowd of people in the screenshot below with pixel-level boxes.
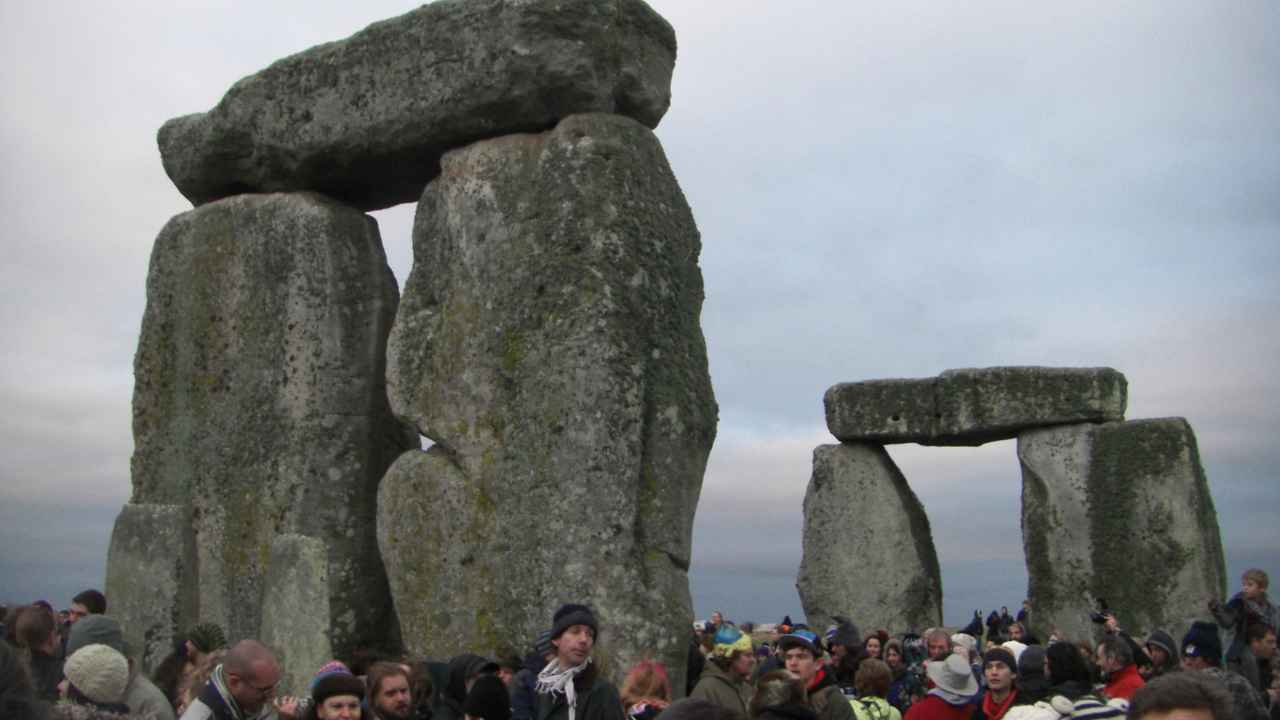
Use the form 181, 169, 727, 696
1, 569, 1276, 720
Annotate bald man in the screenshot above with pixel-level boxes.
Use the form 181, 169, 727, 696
180, 639, 281, 720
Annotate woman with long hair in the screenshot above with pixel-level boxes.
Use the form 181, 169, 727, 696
619, 660, 671, 719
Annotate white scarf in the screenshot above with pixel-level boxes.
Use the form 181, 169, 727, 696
535, 657, 591, 720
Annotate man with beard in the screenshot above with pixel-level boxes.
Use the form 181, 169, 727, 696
367, 663, 413, 720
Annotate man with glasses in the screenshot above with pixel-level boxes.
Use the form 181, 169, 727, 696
180, 639, 281, 720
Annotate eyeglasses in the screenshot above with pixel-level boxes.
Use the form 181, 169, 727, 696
230, 674, 279, 697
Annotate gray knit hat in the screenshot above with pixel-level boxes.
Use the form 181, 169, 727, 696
66, 615, 126, 657
64, 643, 130, 704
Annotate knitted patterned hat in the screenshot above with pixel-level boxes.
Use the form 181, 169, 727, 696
311, 672, 366, 707
711, 625, 753, 658
64, 643, 130, 704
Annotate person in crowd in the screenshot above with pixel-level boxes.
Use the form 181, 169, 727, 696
706, 613, 725, 639
494, 653, 521, 689
850, 659, 900, 720
618, 660, 670, 720
1094, 635, 1143, 701
1043, 642, 1093, 702
884, 641, 916, 713
1211, 569, 1279, 666
903, 653, 976, 720
54, 643, 132, 720
1010, 646, 1048, 707
429, 655, 499, 720
973, 647, 1018, 720
685, 628, 705, 698
1228, 623, 1277, 696
533, 603, 623, 720
691, 625, 754, 715
15, 604, 63, 701
778, 628, 852, 720
924, 631, 951, 664
986, 614, 1003, 645
66, 615, 173, 720
179, 639, 281, 720
366, 662, 413, 720
961, 613, 983, 643
1015, 604, 1029, 628
68, 591, 107, 626
749, 669, 814, 720
864, 636, 883, 662
1141, 631, 1179, 681
1128, 671, 1232, 720
462, 675, 510, 720
153, 625, 228, 711
949, 635, 980, 681
654, 697, 745, 720
0, 638, 50, 720
512, 631, 554, 720
823, 617, 862, 691
302, 672, 365, 720
1180, 620, 1268, 720
174, 651, 225, 717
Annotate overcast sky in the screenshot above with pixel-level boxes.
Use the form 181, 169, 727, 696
2, 1, 1277, 630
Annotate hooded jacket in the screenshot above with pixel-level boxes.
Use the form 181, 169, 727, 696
688, 661, 750, 715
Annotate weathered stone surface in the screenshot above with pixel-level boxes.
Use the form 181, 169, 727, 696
797, 444, 942, 633
1019, 418, 1226, 641
260, 535, 332, 696
825, 366, 1127, 445
380, 113, 716, 692
104, 503, 196, 673
128, 192, 416, 656
159, 0, 677, 212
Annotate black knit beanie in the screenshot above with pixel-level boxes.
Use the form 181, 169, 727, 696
551, 603, 598, 640
984, 647, 1018, 673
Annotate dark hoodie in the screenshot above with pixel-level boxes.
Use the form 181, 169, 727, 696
429, 654, 497, 720
1014, 646, 1050, 705
1144, 630, 1180, 679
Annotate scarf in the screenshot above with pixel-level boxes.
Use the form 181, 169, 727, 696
981, 689, 1018, 720
201, 664, 253, 720
535, 658, 590, 720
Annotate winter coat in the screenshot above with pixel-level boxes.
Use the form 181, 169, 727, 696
688, 662, 750, 715
125, 673, 175, 720
850, 695, 901, 720
1100, 663, 1143, 701
28, 649, 64, 703
1213, 592, 1280, 662
903, 694, 973, 720
512, 654, 547, 720
1202, 667, 1268, 720
806, 669, 854, 720
534, 664, 624, 720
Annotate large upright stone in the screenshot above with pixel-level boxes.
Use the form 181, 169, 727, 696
124, 192, 416, 656
797, 444, 942, 633
260, 535, 332, 697
380, 113, 716, 692
159, 0, 677, 212
104, 503, 196, 673
1019, 418, 1226, 641
825, 366, 1127, 445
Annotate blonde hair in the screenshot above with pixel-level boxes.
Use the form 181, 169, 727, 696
620, 659, 670, 712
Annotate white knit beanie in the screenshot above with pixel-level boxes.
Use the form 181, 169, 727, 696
64, 643, 129, 704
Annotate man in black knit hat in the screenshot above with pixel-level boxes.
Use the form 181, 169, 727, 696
533, 603, 623, 720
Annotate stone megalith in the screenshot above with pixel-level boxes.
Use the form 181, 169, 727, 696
825, 367, 1127, 445
379, 113, 716, 692
260, 535, 332, 696
797, 444, 942, 633
104, 503, 196, 673
121, 192, 416, 656
159, 0, 677, 212
1019, 418, 1226, 641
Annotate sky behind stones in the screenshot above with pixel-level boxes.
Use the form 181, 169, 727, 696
2, 1, 1277, 629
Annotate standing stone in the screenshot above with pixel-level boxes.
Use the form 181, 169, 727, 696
123, 192, 416, 656
159, 0, 677, 211
380, 113, 716, 692
1019, 418, 1226, 641
825, 367, 1128, 445
104, 503, 196, 673
797, 444, 943, 633
261, 535, 332, 697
